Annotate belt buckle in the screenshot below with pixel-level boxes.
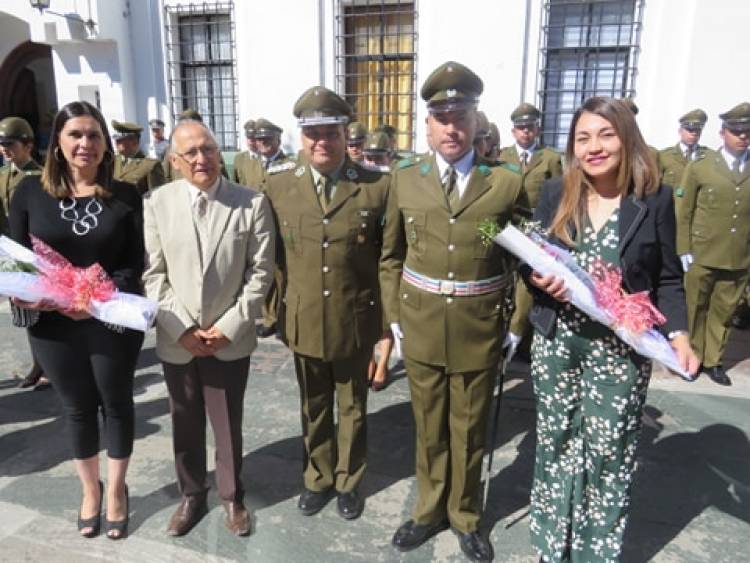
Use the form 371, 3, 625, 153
439, 280, 455, 295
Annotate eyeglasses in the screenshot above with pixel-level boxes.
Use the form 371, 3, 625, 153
174, 144, 219, 163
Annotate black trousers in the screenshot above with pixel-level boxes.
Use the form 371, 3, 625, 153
29, 315, 144, 459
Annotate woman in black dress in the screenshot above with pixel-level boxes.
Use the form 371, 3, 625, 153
10, 101, 144, 539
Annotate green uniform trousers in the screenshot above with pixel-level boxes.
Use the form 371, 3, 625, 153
294, 350, 369, 493
509, 278, 534, 336
405, 357, 494, 533
685, 263, 750, 367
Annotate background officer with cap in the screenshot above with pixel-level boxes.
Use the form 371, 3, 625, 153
659, 109, 712, 194
486, 122, 501, 161
677, 102, 750, 386
264, 86, 389, 521
473, 111, 491, 158
380, 61, 528, 563
499, 102, 562, 363
361, 130, 394, 171
346, 121, 367, 163
0, 116, 50, 391
112, 120, 166, 194
148, 118, 169, 161
232, 119, 262, 187
374, 124, 408, 161
163, 109, 229, 182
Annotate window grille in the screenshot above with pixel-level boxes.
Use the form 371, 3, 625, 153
335, 0, 418, 152
538, 0, 644, 150
164, 2, 238, 150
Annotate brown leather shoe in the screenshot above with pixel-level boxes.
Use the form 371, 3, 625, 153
166, 495, 208, 537
222, 500, 251, 536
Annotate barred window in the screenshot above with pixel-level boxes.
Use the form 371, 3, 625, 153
335, 0, 418, 152
538, 0, 644, 150
164, 2, 238, 150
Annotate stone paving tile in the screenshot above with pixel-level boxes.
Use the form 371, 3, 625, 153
0, 308, 748, 562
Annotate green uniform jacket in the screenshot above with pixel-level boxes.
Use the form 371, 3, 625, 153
380, 154, 529, 372
658, 144, 712, 189
676, 151, 750, 270
113, 151, 166, 195
498, 145, 562, 208
233, 150, 295, 188
0, 159, 42, 233
265, 156, 390, 361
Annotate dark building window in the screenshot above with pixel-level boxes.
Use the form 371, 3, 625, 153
538, 0, 644, 150
335, 0, 418, 152
164, 2, 238, 150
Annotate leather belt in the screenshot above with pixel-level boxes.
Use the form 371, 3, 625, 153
402, 266, 511, 296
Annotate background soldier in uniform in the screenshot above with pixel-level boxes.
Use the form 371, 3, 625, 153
345, 121, 367, 163
264, 86, 389, 521
380, 61, 528, 562
473, 110, 491, 158
361, 130, 394, 171
677, 102, 750, 386
147, 118, 169, 161
486, 122, 501, 161
500, 103, 563, 362
0, 116, 49, 391
232, 119, 264, 187
659, 109, 711, 192
112, 120, 166, 194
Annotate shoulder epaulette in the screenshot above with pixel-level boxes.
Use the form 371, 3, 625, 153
396, 158, 417, 170
267, 161, 296, 175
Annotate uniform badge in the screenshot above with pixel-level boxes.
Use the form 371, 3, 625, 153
446, 88, 457, 98
295, 166, 306, 177
357, 233, 366, 244
419, 162, 432, 176
478, 164, 492, 176
408, 231, 417, 243
675, 187, 684, 197
346, 168, 358, 180
359, 209, 370, 217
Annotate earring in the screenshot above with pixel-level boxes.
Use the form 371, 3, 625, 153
54, 146, 65, 162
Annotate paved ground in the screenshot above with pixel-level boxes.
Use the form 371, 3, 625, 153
0, 304, 748, 562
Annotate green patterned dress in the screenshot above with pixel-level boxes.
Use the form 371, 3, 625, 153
529, 210, 652, 562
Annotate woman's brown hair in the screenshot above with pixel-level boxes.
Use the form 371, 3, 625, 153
41, 101, 114, 199
549, 96, 659, 246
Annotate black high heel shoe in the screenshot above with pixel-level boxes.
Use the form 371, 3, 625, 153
105, 484, 129, 540
77, 480, 103, 538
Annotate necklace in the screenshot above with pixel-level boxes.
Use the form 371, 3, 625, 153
59, 197, 103, 236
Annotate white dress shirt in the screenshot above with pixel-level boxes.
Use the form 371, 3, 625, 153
720, 146, 748, 174
435, 149, 475, 199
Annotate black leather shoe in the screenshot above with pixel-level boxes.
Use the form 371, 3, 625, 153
391, 519, 449, 552
256, 324, 277, 338
454, 529, 494, 562
297, 488, 333, 516
336, 490, 364, 520
705, 365, 732, 386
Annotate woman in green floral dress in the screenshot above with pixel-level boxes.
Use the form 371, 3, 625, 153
522, 97, 700, 562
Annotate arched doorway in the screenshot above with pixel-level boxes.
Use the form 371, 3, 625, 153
0, 40, 57, 149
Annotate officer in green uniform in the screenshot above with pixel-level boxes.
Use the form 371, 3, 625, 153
111, 120, 166, 194
0, 117, 42, 232
232, 119, 262, 186
473, 110, 491, 158
346, 121, 367, 163
486, 122, 500, 161
361, 131, 394, 171
676, 102, 750, 386
251, 118, 296, 338
163, 108, 229, 182
499, 103, 563, 361
659, 109, 711, 193
374, 124, 409, 162
380, 61, 528, 562
264, 86, 389, 521
0, 116, 50, 390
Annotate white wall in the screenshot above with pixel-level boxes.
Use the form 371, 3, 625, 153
635, 0, 750, 150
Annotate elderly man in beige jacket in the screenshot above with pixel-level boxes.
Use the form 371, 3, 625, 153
143, 119, 274, 538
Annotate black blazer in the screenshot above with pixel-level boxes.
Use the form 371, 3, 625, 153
522, 178, 688, 339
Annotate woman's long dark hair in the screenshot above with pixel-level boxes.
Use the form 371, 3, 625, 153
42, 101, 114, 198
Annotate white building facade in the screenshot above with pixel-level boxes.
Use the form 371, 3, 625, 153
0, 0, 747, 154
